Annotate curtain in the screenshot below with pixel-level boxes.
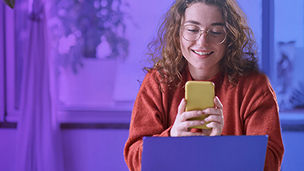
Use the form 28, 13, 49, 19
15, 0, 64, 170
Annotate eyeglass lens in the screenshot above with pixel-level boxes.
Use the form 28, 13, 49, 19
182, 25, 226, 44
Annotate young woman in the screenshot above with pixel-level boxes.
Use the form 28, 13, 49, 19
124, 0, 284, 170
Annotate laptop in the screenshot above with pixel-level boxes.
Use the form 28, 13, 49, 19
141, 135, 268, 171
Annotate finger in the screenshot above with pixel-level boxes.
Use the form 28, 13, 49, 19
204, 115, 223, 124
201, 128, 212, 135
214, 96, 223, 109
202, 108, 222, 115
180, 111, 205, 121
181, 120, 205, 129
206, 122, 223, 136
181, 132, 206, 136
178, 98, 186, 115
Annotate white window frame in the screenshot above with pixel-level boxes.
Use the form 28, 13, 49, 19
2, 5, 20, 122
57, 105, 132, 124
0, 4, 5, 122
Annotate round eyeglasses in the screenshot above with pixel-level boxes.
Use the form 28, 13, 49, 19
181, 25, 227, 44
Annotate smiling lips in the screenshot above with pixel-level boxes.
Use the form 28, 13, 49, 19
192, 49, 214, 57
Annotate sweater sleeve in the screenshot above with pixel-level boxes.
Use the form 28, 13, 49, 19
123, 71, 171, 171
243, 75, 284, 171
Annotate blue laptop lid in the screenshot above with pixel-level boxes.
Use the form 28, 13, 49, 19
142, 135, 268, 171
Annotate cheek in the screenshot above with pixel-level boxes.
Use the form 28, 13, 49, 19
216, 45, 226, 58
180, 38, 191, 55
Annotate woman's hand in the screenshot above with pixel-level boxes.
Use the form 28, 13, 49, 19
170, 97, 224, 137
203, 96, 224, 136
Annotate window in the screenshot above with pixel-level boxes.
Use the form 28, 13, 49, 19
48, 0, 131, 110
240, 0, 304, 112
2, 0, 302, 125
0, 4, 21, 122
273, 0, 304, 111
49, 0, 173, 122
238, 0, 263, 68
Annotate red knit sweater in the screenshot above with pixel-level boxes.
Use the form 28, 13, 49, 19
124, 69, 284, 171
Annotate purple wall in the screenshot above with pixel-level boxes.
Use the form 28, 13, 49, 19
0, 129, 16, 171
0, 129, 129, 171
1, 129, 304, 170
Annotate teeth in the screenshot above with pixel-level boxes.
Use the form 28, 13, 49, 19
193, 50, 212, 55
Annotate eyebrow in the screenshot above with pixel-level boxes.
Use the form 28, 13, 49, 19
184, 20, 225, 26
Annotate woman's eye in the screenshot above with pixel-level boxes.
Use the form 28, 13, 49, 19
186, 28, 199, 33
209, 28, 225, 36
210, 31, 223, 35
209, 27, 225, 35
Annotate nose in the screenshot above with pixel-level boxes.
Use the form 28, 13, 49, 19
197, 30, 209, 45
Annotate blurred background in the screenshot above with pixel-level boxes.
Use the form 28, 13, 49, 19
0, 0, 304, 170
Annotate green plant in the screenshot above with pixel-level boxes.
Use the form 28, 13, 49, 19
49, 0, 129, 73
4, 0, 15, 9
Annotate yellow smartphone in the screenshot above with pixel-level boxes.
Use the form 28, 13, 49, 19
185, 81, 215, 129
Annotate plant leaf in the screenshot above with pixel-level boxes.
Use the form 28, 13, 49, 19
4, 0, 15, 9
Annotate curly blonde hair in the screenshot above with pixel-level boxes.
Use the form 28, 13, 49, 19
146, 0, 258, 86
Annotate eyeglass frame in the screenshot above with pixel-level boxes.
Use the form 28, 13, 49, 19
181, 24, 227, 45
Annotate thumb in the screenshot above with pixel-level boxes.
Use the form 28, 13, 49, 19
214, 96, 223, 109
178, 98, 186, 114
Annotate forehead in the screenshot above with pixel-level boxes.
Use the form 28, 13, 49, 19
183, 2, 224, 26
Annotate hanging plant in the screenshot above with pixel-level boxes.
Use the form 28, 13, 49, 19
3, 0, 15, 9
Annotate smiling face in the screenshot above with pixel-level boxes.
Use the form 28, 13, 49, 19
180, 2, 226, 80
